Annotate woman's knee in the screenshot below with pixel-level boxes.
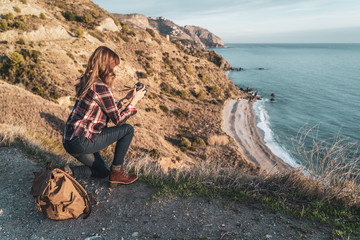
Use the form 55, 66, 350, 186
123, 124, 134, 136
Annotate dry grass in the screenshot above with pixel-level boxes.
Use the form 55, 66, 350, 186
288, 124, 360, 205
123, 124, 360, 207
0, 123, 71, 165
0, 81, 71, 141
293, 124, 360, 183
207, 134, 229, 146
125, 152, 254, 194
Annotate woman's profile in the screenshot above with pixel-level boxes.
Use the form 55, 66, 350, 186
62, 46, 146, 188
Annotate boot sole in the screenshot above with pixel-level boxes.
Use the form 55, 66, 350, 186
109, 178, 138, 188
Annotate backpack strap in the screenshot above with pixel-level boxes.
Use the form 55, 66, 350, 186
54, 169, 94, 219
45, 162, 52, 170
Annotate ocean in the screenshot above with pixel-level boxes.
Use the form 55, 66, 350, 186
214, 44, 360, 167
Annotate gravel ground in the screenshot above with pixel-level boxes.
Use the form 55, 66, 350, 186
0, 147, 333, 240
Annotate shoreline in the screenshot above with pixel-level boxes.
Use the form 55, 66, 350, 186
222, 98, 290, 172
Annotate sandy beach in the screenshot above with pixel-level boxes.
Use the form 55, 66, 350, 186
222, 99, 290, 172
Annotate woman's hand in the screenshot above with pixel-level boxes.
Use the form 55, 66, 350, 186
125, 88, 136, 100
130, 85, 146, 106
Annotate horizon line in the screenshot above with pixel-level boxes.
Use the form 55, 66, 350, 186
223, 42, 360, 44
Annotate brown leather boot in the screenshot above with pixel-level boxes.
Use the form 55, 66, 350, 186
59, 165, 74, 177
109, 165, 138, 188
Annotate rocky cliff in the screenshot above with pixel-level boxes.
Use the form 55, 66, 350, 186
113, 14, 225, 49
112, 13, 151, 30
183, 25, 224, 48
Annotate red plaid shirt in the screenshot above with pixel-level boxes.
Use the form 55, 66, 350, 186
63, 81, 137, 142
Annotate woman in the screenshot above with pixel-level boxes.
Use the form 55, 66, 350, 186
62, 46, 146, 187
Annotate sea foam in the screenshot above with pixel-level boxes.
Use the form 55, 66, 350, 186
253, 99, 301, 168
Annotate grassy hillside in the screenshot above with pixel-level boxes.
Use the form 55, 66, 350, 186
0, 0, 249, 170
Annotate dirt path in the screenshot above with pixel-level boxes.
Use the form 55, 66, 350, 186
0, 147, 332, 240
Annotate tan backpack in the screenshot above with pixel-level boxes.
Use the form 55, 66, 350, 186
30, 163, 93, 220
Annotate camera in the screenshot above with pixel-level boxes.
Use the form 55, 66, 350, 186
135, 82, 144, 91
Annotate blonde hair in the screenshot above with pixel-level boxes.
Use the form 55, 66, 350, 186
75, 46, 120, 99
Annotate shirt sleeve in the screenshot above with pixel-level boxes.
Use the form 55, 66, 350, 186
115, 98, 127, 109
95, 84, 137, 126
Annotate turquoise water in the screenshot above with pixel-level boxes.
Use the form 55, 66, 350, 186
214, 44, 360, 166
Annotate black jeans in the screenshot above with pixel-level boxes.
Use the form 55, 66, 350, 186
63, 124, 134, 178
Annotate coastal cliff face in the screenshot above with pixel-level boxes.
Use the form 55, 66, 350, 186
113, 13, 225, 49
111, 13, 151, 30
183, 25, 224, 48
0, 0, 248, 171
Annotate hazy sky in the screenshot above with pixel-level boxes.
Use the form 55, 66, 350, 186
92, 0, 360, 43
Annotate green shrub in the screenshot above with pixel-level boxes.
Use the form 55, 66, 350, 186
147, 92, 158, 100
185, 65, 193, 75
192, 137, 206, 147
160, 82, 176, 95
32, 85, 46, 97
49, 88, 61, 99
0, 19, 8, 31
198, 73, 207, 83
119, 33, 129, 42
144, 61, 153, 75
4, 13, 14, 20
91, 10, 100, 18
82, 13, 93, 24
145, 61, 151, 68
179, 137, 192, 149
146, 28, 155, 37
189, 146, 197, 152
14, 21, 25, 30
159, 105, 169, 113
62, 11, 76, 21
149, 149, 161, 159
16, 38, 25, 45
153, 38, 161, 45
31, 50, 41, 60
74, 27, 84, 38
145, 107, 156, 112
173, 108, 186, 118
122, 23, 130, 33
163, 56, 172, 66
180, 147, 187, 152
177, 126, 193, 134
208, 85, 221, 98
112, 18, 120, 26
39, 13, 46, 19
13, 6, 21, 13
178, 90, 188, 100
196, 89, 205, 100
20, 0, 28, 4
9, 52, 25, 68
1, 51, 62, 100
137, 72, 147, 78
173, 40, 184, 50
89, 30, 104, 42
66, 52, 76, 63
135, 50, 144, 56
